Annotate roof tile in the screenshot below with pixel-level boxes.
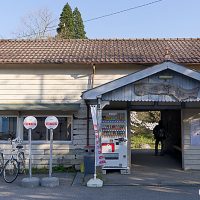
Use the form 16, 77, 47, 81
0, 39, 200, 64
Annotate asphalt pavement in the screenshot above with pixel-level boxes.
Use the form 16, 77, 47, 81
1, 150, 200, 200
84, 149, 200, 186
0, 177, 200, 200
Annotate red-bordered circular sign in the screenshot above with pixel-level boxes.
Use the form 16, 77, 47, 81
23, 116, 37, 130
45, 116, 59, 130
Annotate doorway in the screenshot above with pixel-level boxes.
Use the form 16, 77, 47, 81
130, 109, 182, 169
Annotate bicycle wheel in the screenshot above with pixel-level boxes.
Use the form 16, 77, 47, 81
18, 152, 25, 174
0, 153, 4, 175
3, 159, 19, 183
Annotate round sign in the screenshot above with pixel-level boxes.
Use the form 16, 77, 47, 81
23, 116, 37, 130
45, 116, 58, 130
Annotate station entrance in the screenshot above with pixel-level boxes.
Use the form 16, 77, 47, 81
101, 102, 183, 174
83, 61, 200, 172
131, 108, 182, 171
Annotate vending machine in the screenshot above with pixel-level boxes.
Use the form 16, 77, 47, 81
101, 110, 128, 171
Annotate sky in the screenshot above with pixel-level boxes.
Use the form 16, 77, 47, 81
0, 0, 200, 39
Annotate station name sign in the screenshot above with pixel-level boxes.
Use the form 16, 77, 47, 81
45, 116, 59, 130
23, 116, 37, 130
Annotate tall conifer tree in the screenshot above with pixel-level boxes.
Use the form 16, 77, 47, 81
57, 3, 87, 39
57, 3, 75, 39
73, 7, 86, 39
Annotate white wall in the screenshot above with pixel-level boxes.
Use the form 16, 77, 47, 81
182, 109, 200, 170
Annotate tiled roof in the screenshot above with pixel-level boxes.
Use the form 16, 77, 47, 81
0, 39, 200, 64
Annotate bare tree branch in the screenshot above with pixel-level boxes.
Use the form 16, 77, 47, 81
13, 8, 57, 39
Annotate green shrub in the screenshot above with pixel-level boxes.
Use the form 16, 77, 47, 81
131, 133, 154, 149
26, 165, 77, 174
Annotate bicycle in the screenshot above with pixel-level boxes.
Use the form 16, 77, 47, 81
3, 137, 26, 183
0, 149, 4, 175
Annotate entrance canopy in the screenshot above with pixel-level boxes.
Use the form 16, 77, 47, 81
82, 61, 200, 102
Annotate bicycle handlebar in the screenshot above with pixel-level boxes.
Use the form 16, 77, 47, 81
8, 137, 23, 149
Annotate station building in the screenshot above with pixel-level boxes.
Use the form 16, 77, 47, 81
0, 39, 200, 170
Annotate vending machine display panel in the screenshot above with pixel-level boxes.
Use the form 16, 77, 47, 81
101, 110, 128, 169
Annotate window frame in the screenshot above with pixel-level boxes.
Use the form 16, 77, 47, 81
0, 115, 18, 143
21, 115, 73, 144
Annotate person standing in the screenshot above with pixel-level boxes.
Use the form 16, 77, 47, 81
153, 120, 166, 156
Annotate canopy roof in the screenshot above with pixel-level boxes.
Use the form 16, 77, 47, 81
82, 61, 200, 102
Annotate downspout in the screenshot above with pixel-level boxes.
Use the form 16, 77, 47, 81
91, 64, 96, 89
86, 104, 90, 146
86, 64, 96, 146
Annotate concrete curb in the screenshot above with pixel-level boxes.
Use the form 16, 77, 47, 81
103, 182, 200, 187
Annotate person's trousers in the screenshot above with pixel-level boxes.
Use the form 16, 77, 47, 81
155, 139, 164, 155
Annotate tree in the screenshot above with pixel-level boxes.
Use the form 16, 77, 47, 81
130, 111, 160, 149
13, 8, 56, 39
131, 111, 160, 134
57, 3, 75, 39
73, 7, 86, 39
56, 3, 87, 39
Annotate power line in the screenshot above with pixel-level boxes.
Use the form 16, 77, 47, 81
15, 0, 163, 39
84, 0, 163, 22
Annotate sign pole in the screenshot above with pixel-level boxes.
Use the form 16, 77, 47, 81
28, 128, 32, 178
49, 128, 53, 178
41, 116, 59, 187
87, 105, 105, 187
94, 142, 97, 180
21, 116, 39, 188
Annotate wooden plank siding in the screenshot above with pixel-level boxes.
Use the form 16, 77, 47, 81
182, 109, 200, 170
0, 64, 86, 168
93, 64, 144, 87
1, 143, 85, 168
0, 63, 200, 169
0, 74, 90, 104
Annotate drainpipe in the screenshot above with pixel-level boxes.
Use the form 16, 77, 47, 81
91, 64, 96, 89
86, 104, 90, 146
86, 64, 96, 146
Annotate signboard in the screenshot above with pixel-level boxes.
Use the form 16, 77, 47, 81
23, 116, 37, 130
45, 116, 58, 130
23, 116, 38, 179
45, 116, 59, 178
90, 105, 106, 166
191, 118, 200, 145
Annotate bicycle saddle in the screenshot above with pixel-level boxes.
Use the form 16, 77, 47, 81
16, 145, 23, 149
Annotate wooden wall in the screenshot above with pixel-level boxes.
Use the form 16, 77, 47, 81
0, 63, 143, 169
0, 64, 93, 104
182, 109, 200, 170
0, 63, 199, 169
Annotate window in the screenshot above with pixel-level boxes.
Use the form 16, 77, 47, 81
0, 117, 17, 140
23, 116, 72, 141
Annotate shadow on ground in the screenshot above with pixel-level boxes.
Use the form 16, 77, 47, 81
85, 149, 200, 186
